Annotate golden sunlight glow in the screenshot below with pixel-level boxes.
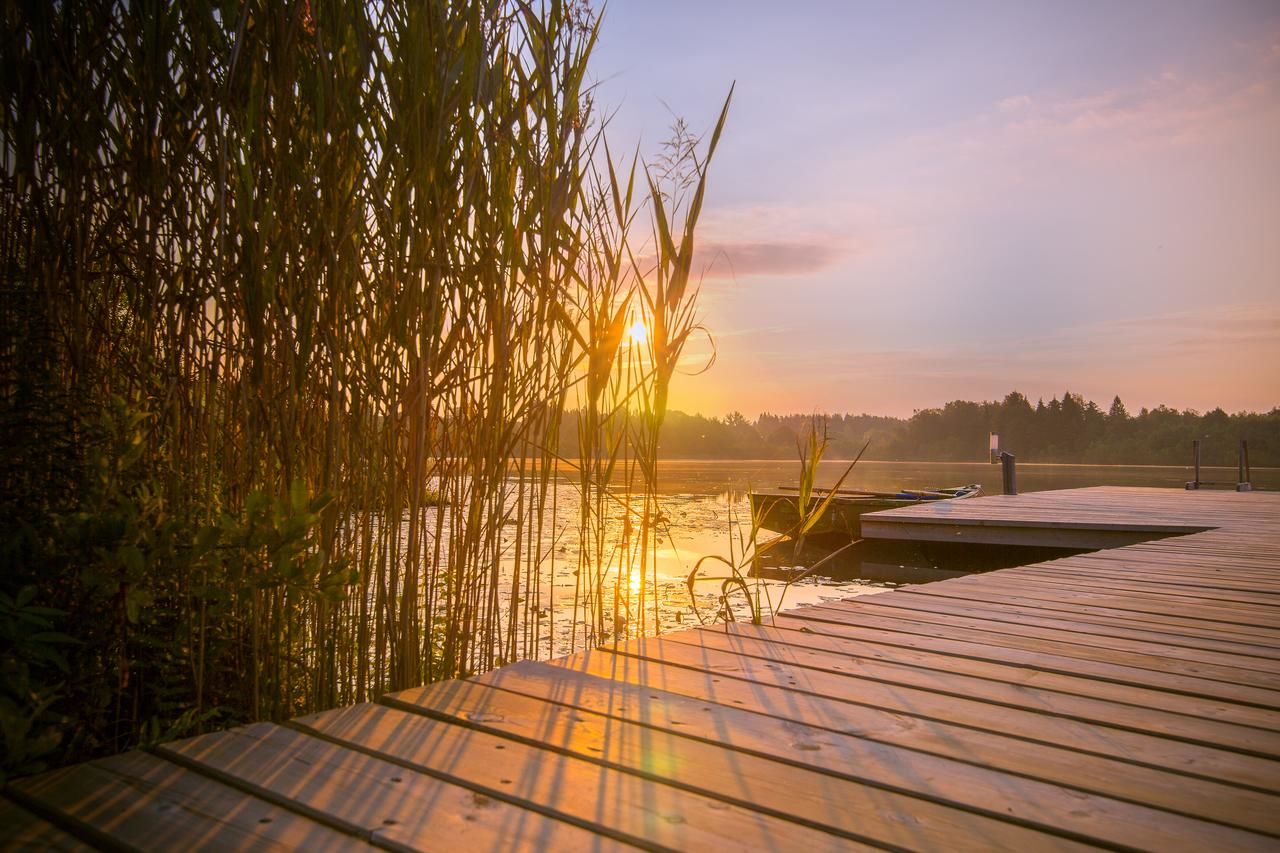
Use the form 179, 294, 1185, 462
627, 319, 648, 345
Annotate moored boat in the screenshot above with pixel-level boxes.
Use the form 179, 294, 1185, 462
748, 484, 981, 540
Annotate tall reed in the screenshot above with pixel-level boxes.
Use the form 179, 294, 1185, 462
0, 0, 727, 774
685, 417, 863, 626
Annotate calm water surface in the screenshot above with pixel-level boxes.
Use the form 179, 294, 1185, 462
524, 460, 1274, 655
648, 458, 1278, 495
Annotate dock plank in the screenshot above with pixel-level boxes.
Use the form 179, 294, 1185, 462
294, 701, 867, 852
384, 674, 1274, 851
527, 650, 1280, 785
930, 574, 1280, 625
778, 604, 1280, 684
1011, 563, 1280, 600
938, 573, 1280, 619
0, 796, 91, 851
157, 722, 621, 852
615, 633, 1280, 756
907, 584, 1280, 643
785, 600, 1280, 673
6, 750, 371, 851
860, 589, 1280, 655
6, 486, 1280, 851
461, 657, 1280, 836
661, 621, 1280, 721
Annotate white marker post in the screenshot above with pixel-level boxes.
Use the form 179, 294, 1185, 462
990, 432, 1016, 495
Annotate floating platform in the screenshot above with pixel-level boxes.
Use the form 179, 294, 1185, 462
4, 487, 1279, 851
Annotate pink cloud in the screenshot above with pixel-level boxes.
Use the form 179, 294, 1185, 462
1002, 74, 1267, 151
879, 29, 1280, 193
682, 201, 899, 283
990, 42, 1277, 160
996, 94, 1032, 112
694, 239, 845, 280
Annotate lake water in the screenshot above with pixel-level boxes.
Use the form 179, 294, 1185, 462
647, 458, 1277, 495
523, 459, 1274, 656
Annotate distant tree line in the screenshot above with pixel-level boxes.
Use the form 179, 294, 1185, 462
558, 392, 1280, 466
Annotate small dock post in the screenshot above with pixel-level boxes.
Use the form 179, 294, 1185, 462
1238, 440, 1252, 491
989, 433, 1016, 495
1186, 439, 1202, 490
999, 452, 1017, 495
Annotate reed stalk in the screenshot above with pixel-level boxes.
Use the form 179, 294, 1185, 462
0, 0, 728, 774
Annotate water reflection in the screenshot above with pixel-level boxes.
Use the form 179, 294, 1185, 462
448, 460, 1272, 659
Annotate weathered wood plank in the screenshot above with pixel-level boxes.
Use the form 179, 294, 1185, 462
1031, 554, 1280, 586
294, 702, 867, 852
463, 657, 1280, 835
158, 722, 623, 852
384, 674, 1277, 851
0, 796, 92, 851
663, 623, 1280, 719
1011, 565, 1280, 600
7, 749, 371, 851
1122, 545, 1280, 564
861, 590, 1280, 656
794, 598, 1280, 670
937, 575, 1280, 622
778, 604, 1280, 682
614, 634, 1280, 755
537, 645, 1280, 768
933, 571, 1280, 618
907, 585, 1280, 642
531, 650, 1280, 783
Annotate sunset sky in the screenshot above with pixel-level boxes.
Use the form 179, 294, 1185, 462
593, 0, 1280, 418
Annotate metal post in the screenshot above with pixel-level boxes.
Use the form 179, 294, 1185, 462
1238, 440, 1252, 492
1186, 439, 1201, 490
1000, 451, 1017, 496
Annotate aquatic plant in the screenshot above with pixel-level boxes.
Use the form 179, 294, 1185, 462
0, 0, 728, 771
685, 418, 864, 625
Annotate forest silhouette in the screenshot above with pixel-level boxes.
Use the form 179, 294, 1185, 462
567, 392, 1280, 466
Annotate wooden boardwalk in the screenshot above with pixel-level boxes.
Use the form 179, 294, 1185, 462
859, 484, 1265, 548
5, 487, 1280, 851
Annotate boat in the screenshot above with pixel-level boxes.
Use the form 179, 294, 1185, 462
748, 484, 982, 541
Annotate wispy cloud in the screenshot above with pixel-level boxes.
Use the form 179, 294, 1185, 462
1056, 304, 1280, 348
938, 32, 1278, 171
998, 73, 1271, 156
694, 239, 843, 279
996, 94, 1032, 113
688, 201, 898, 282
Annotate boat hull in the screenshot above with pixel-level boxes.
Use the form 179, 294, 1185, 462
748, 486, 980, 540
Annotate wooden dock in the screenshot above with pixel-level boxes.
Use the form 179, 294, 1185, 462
5, 487, 1280, 851
858, 484, 1257, 548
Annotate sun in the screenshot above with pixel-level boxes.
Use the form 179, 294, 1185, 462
627, 319, 648, 344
